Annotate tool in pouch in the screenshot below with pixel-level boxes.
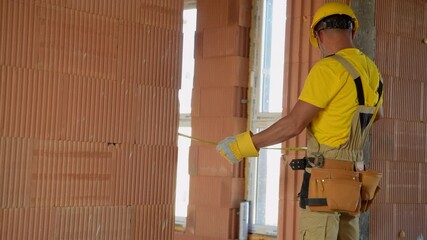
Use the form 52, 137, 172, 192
289, 54, 383, 214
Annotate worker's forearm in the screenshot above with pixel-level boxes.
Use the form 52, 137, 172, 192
250, 100, 320, 149
251, 116, 302, 149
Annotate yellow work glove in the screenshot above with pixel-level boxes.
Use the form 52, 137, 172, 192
216, 131, 259, 164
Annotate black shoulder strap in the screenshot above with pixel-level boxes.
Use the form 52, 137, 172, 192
375, 77, 383, 107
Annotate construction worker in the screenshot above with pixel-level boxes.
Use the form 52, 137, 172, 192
216, 2, 384, 240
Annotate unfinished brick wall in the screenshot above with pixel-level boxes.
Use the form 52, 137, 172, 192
370, 0, 427, 238
0, 0, 182, 239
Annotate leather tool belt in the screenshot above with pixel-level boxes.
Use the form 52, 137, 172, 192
293, 158, 382, 214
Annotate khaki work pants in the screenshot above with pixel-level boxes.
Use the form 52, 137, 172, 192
299, 208, 359, 240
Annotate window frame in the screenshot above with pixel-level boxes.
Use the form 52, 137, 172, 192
247, 0, 286, 235
176, 0, 287, 235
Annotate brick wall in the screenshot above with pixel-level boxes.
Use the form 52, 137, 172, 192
0, 0, 183, 239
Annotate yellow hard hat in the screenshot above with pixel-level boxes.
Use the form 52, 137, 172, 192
310, 2, 359, 47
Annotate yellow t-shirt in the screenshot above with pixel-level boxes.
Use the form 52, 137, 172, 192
298, 48, 383, 147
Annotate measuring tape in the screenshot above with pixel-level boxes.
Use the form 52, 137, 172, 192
178, 132, 307, 151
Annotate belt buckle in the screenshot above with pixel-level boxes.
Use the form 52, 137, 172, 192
312, 152, 324, 168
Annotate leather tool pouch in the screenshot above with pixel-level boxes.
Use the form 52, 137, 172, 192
308, 168, 361, 213
359, 170, 382, 212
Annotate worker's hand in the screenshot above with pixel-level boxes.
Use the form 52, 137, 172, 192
216, 131, 259, 164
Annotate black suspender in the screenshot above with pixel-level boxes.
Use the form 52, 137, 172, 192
354, 77, 365, 105
375, 80, 383, 107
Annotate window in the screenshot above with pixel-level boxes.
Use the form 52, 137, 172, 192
247, 0, 286, 235
175, 7, 196, 227
175, 0, 286, 234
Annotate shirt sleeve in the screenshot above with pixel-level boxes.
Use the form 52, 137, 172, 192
298, 61, 345, 108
